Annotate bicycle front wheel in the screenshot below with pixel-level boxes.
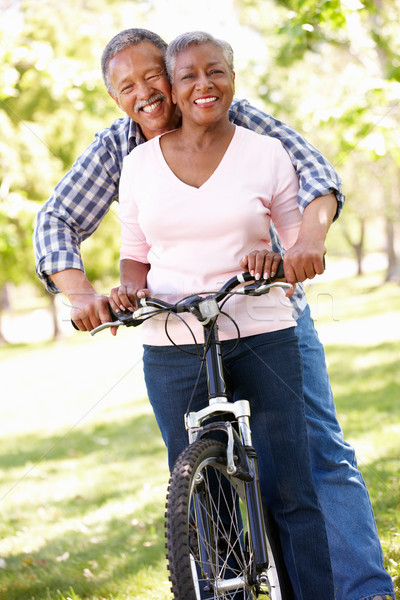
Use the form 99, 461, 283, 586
165, 438, 290, 599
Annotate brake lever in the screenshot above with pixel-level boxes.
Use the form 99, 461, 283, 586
90, 319, 123, 335
245, 281, 293, 296
109, 306, 143, 327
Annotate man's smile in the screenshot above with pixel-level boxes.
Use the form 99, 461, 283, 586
135, 92, 166, 114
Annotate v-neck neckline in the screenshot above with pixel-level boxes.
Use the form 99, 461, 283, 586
156, 125, 239, 191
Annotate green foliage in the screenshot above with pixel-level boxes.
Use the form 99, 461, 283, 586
0, 195, 39, 289
276, 0, 346, 65
236, 0, 400, 276
0, 0, 129, 292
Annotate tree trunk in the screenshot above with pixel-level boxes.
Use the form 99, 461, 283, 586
384, 168, 400, 282
385, 218, 400, 282
47, 291, 62, 340
355, 242, 363, 276
340, 217, 366, 276
0, 285, 10, 345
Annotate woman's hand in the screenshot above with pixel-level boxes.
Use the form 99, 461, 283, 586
240, 250, 296, 297
108, 285, 150, 336
240, 250, 283, 281
109, 284, 150, 312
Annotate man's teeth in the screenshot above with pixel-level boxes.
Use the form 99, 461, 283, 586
195, 97, 218, 104
142, 99, 162, 113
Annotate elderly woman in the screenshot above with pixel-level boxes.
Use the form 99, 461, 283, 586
110, 31, 334, 599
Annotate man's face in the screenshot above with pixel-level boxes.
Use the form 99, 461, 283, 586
108, 41, 179, 140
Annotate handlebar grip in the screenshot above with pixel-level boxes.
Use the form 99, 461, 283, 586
271, 260, 285, 281
109, 305, 138, 325
70, 305, 123, 332
269, 254, 325, 282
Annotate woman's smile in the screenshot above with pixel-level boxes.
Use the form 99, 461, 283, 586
171, 42, 235, 126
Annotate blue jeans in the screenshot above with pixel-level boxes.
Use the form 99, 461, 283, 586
143, 327, 334, 599
295, 305, 394, 600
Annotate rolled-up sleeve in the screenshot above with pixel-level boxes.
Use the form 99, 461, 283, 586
33, 132, 123, 293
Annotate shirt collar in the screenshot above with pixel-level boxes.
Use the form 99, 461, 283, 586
127, 115, 184, 149
128, 118, 147, 149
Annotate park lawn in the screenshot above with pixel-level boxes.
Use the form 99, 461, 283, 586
0, 270, 399, 600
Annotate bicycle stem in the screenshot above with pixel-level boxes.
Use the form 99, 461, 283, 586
203, 320, 228, 402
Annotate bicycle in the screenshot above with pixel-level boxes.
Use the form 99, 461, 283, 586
86, 265, 294, 599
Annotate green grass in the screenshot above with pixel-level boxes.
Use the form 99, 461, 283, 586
0, 269, 399, 599
307, 270, 400, 597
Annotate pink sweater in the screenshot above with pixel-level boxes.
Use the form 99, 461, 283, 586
119, 125, 301, 346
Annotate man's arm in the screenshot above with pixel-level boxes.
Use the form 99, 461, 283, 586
33, 118, 134, 329
229, 99, 343, 280
33, 116, 131, 294
229, 98, 345, 217
283, 192, 337, 283
51, 268, 112, 332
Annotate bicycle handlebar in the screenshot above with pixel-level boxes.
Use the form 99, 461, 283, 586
71, 261, 293, 335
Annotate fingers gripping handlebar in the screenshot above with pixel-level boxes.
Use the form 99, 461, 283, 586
71, 258, 309, 335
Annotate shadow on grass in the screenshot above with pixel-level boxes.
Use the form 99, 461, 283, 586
0, 409, 169, 523
358, 449, 400, 520
325, 341, 400, 437
0, 408, 171, 600
0, 410, 165, 471
1, 508, 169, 600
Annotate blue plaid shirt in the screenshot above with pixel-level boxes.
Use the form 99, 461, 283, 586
34, 98, 344, 318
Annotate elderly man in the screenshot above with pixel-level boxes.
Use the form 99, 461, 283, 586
33, 28, 394, 600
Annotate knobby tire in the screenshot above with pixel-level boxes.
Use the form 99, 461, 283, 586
165, 438, 292, 599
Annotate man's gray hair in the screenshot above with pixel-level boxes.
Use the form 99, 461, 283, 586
165, 31, 234, 83
101, 28, 168, 94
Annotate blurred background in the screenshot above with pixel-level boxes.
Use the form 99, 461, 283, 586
0, 0, 399, 343
0, 2, 399, 599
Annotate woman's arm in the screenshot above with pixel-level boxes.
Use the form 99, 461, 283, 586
109, 259, 150, 313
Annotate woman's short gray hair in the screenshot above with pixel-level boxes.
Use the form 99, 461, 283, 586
165, 31, 234, 83
101, 28, 168, 94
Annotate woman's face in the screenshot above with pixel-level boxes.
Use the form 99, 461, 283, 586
171, 42, 235, 127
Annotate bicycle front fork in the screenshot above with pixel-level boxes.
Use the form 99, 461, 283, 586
186, 405, 270, 573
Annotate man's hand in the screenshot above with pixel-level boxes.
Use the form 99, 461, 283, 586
50, 269, 112, 332
50, 261, 150, 335
70, 292, 112, 332
283, 192, 337, 285
283, 240, 326, 285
